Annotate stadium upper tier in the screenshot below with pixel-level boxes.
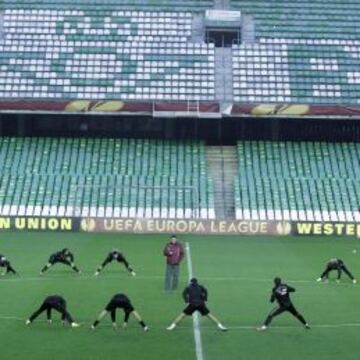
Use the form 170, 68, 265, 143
232, 43, 360, 104
0, 9, 215, 101
235, 141, 360, 222
232, 0, 360, 41
0, 138, 215, 219
1, 0, 213, 11
230, 1, 360, 104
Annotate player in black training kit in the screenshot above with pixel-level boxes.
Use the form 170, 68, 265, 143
94, 249, 136, 276
26, 295, 80, 327
0, 254, 17, 275
91, 293, 148, 331
317, 258, 357, 284
166, 278, 227, 331
40, 248, 81, 275
258, 277, 310, 331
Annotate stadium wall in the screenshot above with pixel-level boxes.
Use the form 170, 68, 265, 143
0, 216, 359, 237
1, 112, 360, 143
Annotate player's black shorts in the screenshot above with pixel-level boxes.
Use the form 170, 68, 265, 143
183, 304, 209, 316
105, 300, 134, 313
49, 256, 70, 265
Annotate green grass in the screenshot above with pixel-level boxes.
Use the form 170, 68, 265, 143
0, 233, 359, 360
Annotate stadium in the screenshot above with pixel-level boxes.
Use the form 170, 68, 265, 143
0, 0, 359, 359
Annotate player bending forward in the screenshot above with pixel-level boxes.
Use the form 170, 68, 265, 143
257, 277, 310, 331
94, 249, 136, 276
166, 278, 227, 331
91, 293, 148, 331
26, 295, 80, 327
40, 248, 81, 275
0, 254, 17, 275
317, 258, 356, 284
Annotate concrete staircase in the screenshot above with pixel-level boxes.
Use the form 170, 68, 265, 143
0, 11, 4, 40
191, 13, 204, 43
215, 47, 233, 103
206, 146, 238, 219
241, 15, 256, 43
214, 0, 230, 9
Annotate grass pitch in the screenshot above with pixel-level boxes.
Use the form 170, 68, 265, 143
0, 232, 359, 360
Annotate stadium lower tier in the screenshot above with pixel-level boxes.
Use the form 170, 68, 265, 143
234, 177, 360, 222
235, 140, 360, 222
0, 174, 215, 219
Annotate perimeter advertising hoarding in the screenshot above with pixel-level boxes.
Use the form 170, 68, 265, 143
78, 219, 360, 236
79, 218, 290, 235
0, 217, 78, 231
0, 217, 358, 236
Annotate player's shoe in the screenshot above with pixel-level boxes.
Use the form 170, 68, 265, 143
143, 326, 149, 332
336, 279, 340, 284
25, 320, 31, 325
257, 325, 267, 331
305, 324, 311, 330
71, 322, 80, 328
316, 277, 322, 282
91, 325, 96, 330
94, 271, 99, 276
131, 271, 136, 276
217, 324, 228, 331
48, 319, 52, 324
353, 279, 357, 284
166, 323, 176, 331
39, 272, 43, 276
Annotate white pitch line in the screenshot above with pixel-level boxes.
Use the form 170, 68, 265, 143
0, 275, 356, 287
185, 242, 205, 360
1, 316, 360, 331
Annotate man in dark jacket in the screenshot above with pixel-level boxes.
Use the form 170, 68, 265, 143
163, 235, 184, 291
26, 295, 80, 327
317, 258, 356, 284
257, 277, 310, 331
166, 278, 227, 331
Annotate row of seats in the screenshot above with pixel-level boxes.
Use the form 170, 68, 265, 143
0, 9, 216, 101
232, 43, 360, 104
235, 178, 360, 221
235, 141, 360, 221
232, 0, 360, 41
1, 0, 213, 11
0, 174, 215, 219
3, 10, 192, 39
0, 138, 215, 219
0, 137, 208, 177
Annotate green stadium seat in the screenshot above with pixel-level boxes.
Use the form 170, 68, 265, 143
235, 141, 360, 222
0, 137, 215, 219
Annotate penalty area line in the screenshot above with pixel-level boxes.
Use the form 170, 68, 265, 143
185, 242, 205, 360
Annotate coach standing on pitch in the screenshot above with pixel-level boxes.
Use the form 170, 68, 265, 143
163, 234, 184, 291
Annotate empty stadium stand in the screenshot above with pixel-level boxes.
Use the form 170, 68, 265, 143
2, 0, 213, 11
234, 141, 360, 222
0, 138, 215, 219
231, 0, 360, 41
232, 43, 360, 104
231, 1, 360, 104
0, 7, 215, 101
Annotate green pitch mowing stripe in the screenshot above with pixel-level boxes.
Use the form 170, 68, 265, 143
0, 233, 359, 360
188, 236, 360, 360
0, 232, 194, 360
